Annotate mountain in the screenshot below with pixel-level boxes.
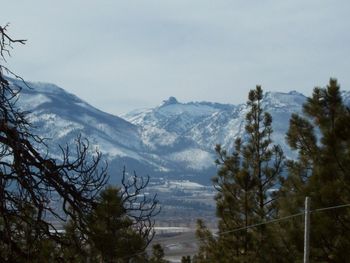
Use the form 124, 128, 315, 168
11, 78, 350, 184
123, 90, 307, 168
12, 79, 165, 183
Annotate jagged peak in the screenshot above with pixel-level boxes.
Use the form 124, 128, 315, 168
160, 96, 179, 107
287, 90, 305, 96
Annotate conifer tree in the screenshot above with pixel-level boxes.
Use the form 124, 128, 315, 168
278, 79, 350, 262
87, 187, 147, 262
63, 169, 159, 263
0, 204, 59, 262
149, 244, 169, 263
193, 219, 219, 262
195, 86, 284, 262
63, 187, 148, 262
181, 255, 192, 263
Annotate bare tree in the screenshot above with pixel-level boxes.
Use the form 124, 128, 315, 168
120, 167, 160, 247
63, 168, 160, 262
0, 24, 108, 262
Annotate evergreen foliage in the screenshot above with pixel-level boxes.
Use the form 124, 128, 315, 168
181, 255, 192, 263
149, 243, 169, 263
87, 187, 146, 262
0, 204, 60, 262
63, 184, 160, 262
195, 86, 284, 262
277, 79, 350, 262
195, 79, 350, 262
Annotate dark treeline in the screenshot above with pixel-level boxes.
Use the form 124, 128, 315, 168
190, 80, 350, 263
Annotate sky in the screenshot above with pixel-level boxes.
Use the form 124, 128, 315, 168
2, 1, 350, 115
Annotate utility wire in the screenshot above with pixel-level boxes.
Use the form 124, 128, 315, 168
312, 203, 350, 213
202, 203, 350, 238
121, 202, 350, 260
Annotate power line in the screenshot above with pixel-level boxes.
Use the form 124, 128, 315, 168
121, 202, 350, 260
189, 203, 350, 242
312, 203, 350, 213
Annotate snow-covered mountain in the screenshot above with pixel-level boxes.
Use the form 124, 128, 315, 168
123, 91, 307, 163
11, 78, 350, 184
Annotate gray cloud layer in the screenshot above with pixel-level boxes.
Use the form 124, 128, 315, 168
2, 1, 350, 114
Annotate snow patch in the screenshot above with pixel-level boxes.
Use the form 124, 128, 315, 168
19, 93, 51, 109
167, 149, 213, 170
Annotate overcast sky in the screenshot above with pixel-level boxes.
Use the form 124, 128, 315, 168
2, 1, 350, 114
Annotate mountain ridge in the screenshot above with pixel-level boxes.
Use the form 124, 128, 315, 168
10, 78, 350, 184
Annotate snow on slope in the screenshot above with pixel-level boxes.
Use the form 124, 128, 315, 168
12, 79, 147, 162
123, 91, 307, 160
11, 77, 350, 183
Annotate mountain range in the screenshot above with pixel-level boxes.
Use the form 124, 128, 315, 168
11, 78, 350, 184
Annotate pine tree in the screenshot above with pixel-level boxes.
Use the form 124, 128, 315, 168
0, 204, 59, 262
90, 187, 147, 262
149, 244, 169, 263
181, 255, 192, 263
64, 186, 152, 262
278, 79, 350, 262
63, 168, 159, 262
195, 86, 284, 262
193, 219, 220, 262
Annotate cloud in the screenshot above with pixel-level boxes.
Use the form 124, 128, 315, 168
2, 0, 350, 114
